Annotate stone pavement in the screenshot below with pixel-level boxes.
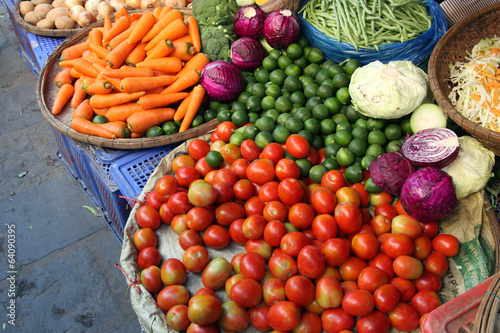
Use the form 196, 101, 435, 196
0, 7, 142, 333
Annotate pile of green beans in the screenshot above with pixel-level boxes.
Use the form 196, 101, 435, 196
299, 0, 432, 51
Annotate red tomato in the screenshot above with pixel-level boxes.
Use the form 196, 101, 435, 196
188, 294, 223, 325
368, 191, 393, 207
159, 201, 175, 225
275, 158, 301, 180
212, 181, 233, 204
172, 155, 196, 173
240, 252, 266, 281
249, 302, 272, 332
218, 300, 250, 332
229, 219, 248, 246
357, 266, 389, 293
161, 257, 187, 286
147, 190, 164, 210
321, 307, 354, 333
240, 139, 261, 162
268, 251, 298, 281
297, 245, 326, 279
350, 183, 370, 207
382, 233, 415, 259
176, 166, 201, 188
178, 229, 203, 251
291, 311, 322, 333
263, 201, 288, 222
170, 214, 189, 235
246, 159, 275, 186
336, 187, 361, 207
286, 134, 310, 159
212, 168, 238, 187
245, 238, 273, 261
201, 257, 232, 290
267, 301, 302, 331
263, 278, 286, 306
413, 233, 433, 260
310, 187, 336, 214
424, 252, 449, 277
410, 289, 442, 316
263, 220, 287, 248
137, 246, 161, 269
284, 275, 315, 306
140, 265, 162, 293
216, 121, 237, 143
374, 203, 397, 220
133, 228, 157, 251
244, 196, 265, 216
421, 220, 439, 238
261, 142, 285, 164
351, 233, 379, 260
312, 214, 338, 241
189, 139, 211, 161
167, 192, 192, 215
280, 231, 311, 258
393, 255, 423, 280
432, 234, 460, 257
157, 285, 190, 312
229, 278, 263, 308
414, 270, 443, 292
241, 214, 267, 240
136, 205, 161, 230
391, 215, 422, 239
288, 203, 315, 229
334, 202, 362, 235
317, 266, 341, 284
341, 289, 374, 317
369, 215, 392, 236
368, 253, 395, 280
186, 206, 214, 232
230, 158, 250, 179
339, 256, 368, 282
233, 179, 254, 200
315, 276, 343, 309
388, 303, 420, 331
321, 238, 350, 267
166, 305, 190, 332
203, 224, 230, 249
188, 181, 218, 207
278, 178, 304, 206
214, 202, 245, 227
182, 245, 209, 273
186, 323, 219, 333
221, 143, 242, 164
356, 311, 391, 333
225, 273, 245, 297
373, 283, 400, 313
259, 181, 280, 204
321, 170, 346, 193
390, 277, 416, 303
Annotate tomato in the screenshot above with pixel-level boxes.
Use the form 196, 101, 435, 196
321, 307, 354, 333
413, 233, 433, 260
432, 234, 460, 257
357, 224, 376, 235
268, 251, 297, 281
203, 224, 230, 249
315, 276, 343, 309
229, 278, 263, 308
133, 228, 157, 251
230, 158, 250, 179
280, 231, 311, 258
341, 289, 374, 317
267, 301, 302, 331
334, 202, 362, 235
311, 214, 338, 242
147, 190, 164, 210
410, 289, 442, 316
246, 159, 275, 186
351, 233, 379, 260
390, 277, 416, 303
357, 266, 389, 293
166, 305, 190, 332
321, 170, 346, 193
288, 203, 315, 229
229, 219, 247, 246
233, 179, 254, 200
240, 139, 261, 162
167, 191, 192, 215
278, 178, 305, 206
388, 303, 420, 331
260, 142, 285, 164
195, 287, 217, 297
215, 201, 245, 226
393, 255, 423, 280
373, 203, 397, 220
421, 220, 439, 238
187, 181, 217, 207
186, 206, 214, 232
216, 121, 237, 143
285, 275, 315, 306
391, 215, 422, 239
188, 294, 223, 325
382, 233, 415, 259
373, 283, 400, 313
186, 323, 219, 333
213, 168, 238, 187
159, 201, 175, 225
158, 285, 190, 312
275, 158, 301, 180
176, 166, 200, 189
240, 252, 266, 281
291, 311, 322, 333
178, 229, 203, 251
249, 302, 271, 332
368, 215, 391, 236
140, 265, 162, 293
424, 252, 449, 277
172, 155, 196, 173
263, 278, 286, 306
339, 256, 368, 282
201, 257, 232, 290
356, 311, 391, 333
221, 143, 242, 164
414, 270, 443, 292
350, 183, 369, 207
310, 187, 336, 214
225, 274, 245, 298
240, 214, 266, 240
335, 187, 361, 207
321, 238, 350, 267
286, 134, 310, 159
244, 196, 265, 217
259, 181, 280, 204
368, 253, 395, 280
218, 300, 250, 332
137, 246, 161, 269
297, 245, 326, 279
170, 214, 189, 235
264, 219, 287, 247
182, 245, 209, 273
245, 238, 273, 261
136, 205, 161, 230
368, 191, 393, 207
189, 139, 211, 161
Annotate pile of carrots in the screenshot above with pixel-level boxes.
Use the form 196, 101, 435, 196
51, 6, 211, 139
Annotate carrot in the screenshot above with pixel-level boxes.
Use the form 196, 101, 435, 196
144, 39, 174, 61
127, 108, 176, 133
72, 99, 94, 120
120, 75, 177, 92
92, 107, 108, 116
89, 43, 110, 59
186, 16, 201, 53
61, 41, 90, 61
103, 14, 112, 38
136, 57, 182, 73
153, 6, 163, 18
115, 7, 129, 20
131, 132, 146, 138
81, 76, 97, 93
71, 116, 116, 139
157, 6, 172, 20
125, 42, 148, 67
86, 79, 113, 95
171, 41, 197, 61
145, 86, 164, 94
179, 85, 205, 132
105, 40, 138, 68
88, 28, 103, 47
176, 53, 210, 77
142, 9, 183, 43
107, 22, 137, 50
82, 49, 96, 58
70, 67, 82, 79
161, 68, 200, 94
90, 91, 145, 109
94, 63, 154, 78
137, 92, 189, 109
107, 102, 143, 121
128, 12, 157, 44
172, 34, 192, 44
145, 19, 189, 52
59, 57, 108, 67
173, 93, 192, 121
98, 121, 131, 138
104, 15, 132, 43
52, 83, 75, 115
54, 66, 74, 87
101, 75, 124, 92
71, 78, 87, 108
72, 58, 101, 78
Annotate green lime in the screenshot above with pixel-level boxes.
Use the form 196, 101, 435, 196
364, 177, 382, 194
348, 138, 367, 157
273, 125, 291, 143
266, 83, 282, 99
261, 95, 276, 111
191, 114, 204, 128
317, 84, 334, 100
290, 91, 306, 105
332, 113, 348, 125
324, 143, 342, 158
340, 105, 349, 115
217, 110, 231, 122
368, 130, 387, 146
270, 69, 286, 86
322, 60, 337, 72
203, 108, 217, 122
305, 96, 323, 111
92, 115, 108, 124
306, 47, 324, 63
324, 133, 337, 146
295, 107, 312, 122
304, 117, 321, 135
206, 150, 223, 168
386, 139, 403, 152
309, 164, 328, 184
278, 55, 293, 69
296, 35, 309, 48
365, 143, 385, 157
286, 117, 304, 134
286, 43, 303, 60
336, 121, 352, 132
304, 83, 319, 99
300, 76, 315, 87
283, 75, 302, 92
232, 100, 247, 112
303, 46, 311, 58
248, 112, 259, 124
162, 121, 179, 135
324, 97, 341, 115
366, 118, 386, 131
275, 95, 293, 113
294, 56, 309, 69
246, 95, 262, 113
285, 64, 302, 77
255, 131, 274, 149
322, 157, 340, 171
146, 125, 164, 137
327, 64, 346, 78
361, 155, 377, 171
298, 130, 314, 145
268, 49, 282, 60
332, 73, 350, 89
400, 117, 414, 135
354, 118, 368, 129
344, 165, 364, 184
277, 112, 293, 126
251, 82, 267, 98
315, 68, 331, 85
243, 124, 259, 140
264, 109, 280, 122
295, 158, 312, 178
336, 148, 355, 167
312, 104, 330, 120
231, 109, 249, 126
334, 129, 352, 146
254, 67, 270, 83
343, 58, 362, 75
230, 132, 245, 146
322, 79, 335, 88
245, 73, 257, 84
320, 118, 336, 135
304, 63, 322, 78
351, 126, 369, 141
209, 100, 221, 111
281, 88, 291, 97
312, 135, 323, 150
385, 124, 403, 141
255, 115, 276, 133
245, 83, 253, 94
262, 56, 278, 71
336, 87, 351, 104
237, 92, 251, 104
345, 106, 361, 122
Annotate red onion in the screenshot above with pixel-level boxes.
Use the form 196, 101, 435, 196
231, 37, 267, 71
233, 5, 266, 39
263, 9, 300, 49
401, 128, 460, 169
369, 152, 415, 195
201, 61, 245, 101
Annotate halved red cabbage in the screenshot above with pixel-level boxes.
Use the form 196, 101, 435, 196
369, 151, 415, 195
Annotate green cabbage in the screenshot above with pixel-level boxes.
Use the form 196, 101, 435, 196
440, 136, 495, 200
348, 60, 431, 119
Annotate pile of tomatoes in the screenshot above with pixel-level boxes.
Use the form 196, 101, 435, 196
131, 121, 460, 333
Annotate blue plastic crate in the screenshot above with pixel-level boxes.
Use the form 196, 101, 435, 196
84, 145, 136, 182
110, 144, 180, 200
50, 128, 80, 179
26, 32, 65, 74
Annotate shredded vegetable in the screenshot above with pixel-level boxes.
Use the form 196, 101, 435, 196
448, 37, 500, 132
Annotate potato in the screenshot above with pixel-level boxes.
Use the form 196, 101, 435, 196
31, 0, 51, 5
46, 7, 69, 21
19, 1, 35, 15
34, 3, 53, 15
55, 16, 75, 29
64, 0, 83, 9
24, 11, 45, 25
69, 4, 84, 21
51, 0, 66, 7
36, 18, 55, 29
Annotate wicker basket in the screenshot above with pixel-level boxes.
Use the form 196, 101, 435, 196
428, 4, 500, 156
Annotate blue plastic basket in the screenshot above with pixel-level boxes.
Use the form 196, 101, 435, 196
26, 32, 65, 75
50, 127, 80, 179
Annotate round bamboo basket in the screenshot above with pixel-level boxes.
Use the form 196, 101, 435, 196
36, 8, 218, 149
428, 4, 500, 156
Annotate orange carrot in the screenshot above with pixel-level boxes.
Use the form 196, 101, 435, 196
72, 99, 94, 120
54, 66, 74, 87
144, 39, 174, 61
52, 83, 75, 115
90, 91, 145, 109
107, 102, 143, 121
94, 63, 154, 78
179, 85, 205, 132
131, 132, 146, 138
145, 86, 164, 94
70, 67, 82, 79
120, 75, 178, 92
186, 16, 201, 53
103, 14, 112, 38
101, 75, 124, 92
153, 6, 163, 18
59, 57, 108, 67
88, 28, 103, 47
61, 41, 90, 61
71, 78, 87, 108
128, 12, 157, 44
125, 42, 148, 67
145, 19, 189, 52
104, 16, 132, 43
92, 107, 108, 116
173, 92, 192, 121
89, 43, 110, 59
127, 108, 176, 133
98, 121, 131, 138
137, 92, 189, 109
73, 58, 101, 78
136, 57, 182, 73
176, 53, 210, 77
105, 40, 138, 68
115, 7, 129, 20
81, 76, 97, 93
107, 22, 137, 50
161, 68, 200, 94
86, 79, 113, 95
142, 9, 183, 43
172, 34, 192, 44
171, 41, 197, 61
71, 116, 116, 139
157, 6, 172, 20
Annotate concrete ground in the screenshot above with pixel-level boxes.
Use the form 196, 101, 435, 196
0, 7, 142, 333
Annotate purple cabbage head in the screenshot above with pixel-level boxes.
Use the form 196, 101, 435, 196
200, 60, 245, 101
369, 151, 415, 195
231, 37, 267, 71
263, 9, 300, 49
233, 5, 267, 39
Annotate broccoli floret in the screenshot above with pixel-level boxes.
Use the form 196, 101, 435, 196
191, 0, 239, 27
200, 26, 235, 62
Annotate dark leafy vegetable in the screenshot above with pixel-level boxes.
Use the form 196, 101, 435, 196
263, 9, 300, 49
369, 152, 415, 195
233, 5, 267, 39
201, 60, 246, 101
231, 37, 267, 70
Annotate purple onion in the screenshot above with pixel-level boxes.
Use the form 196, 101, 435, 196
234, 5, 267, 39
201, 61, 245, 101
230, 37, 267, 71
369, 151, 415, 195
263, 9, 300, 49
